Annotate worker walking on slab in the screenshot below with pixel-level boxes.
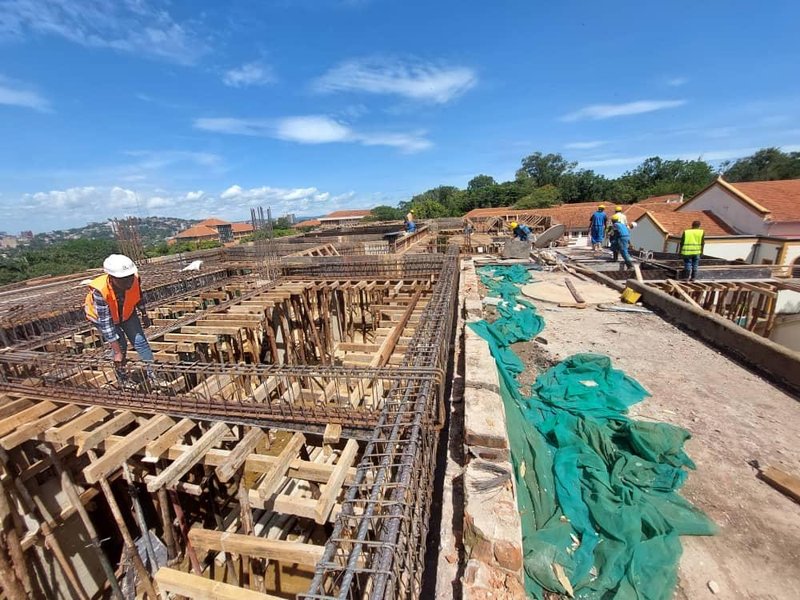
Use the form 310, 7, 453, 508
405, 209, 417, 233
509, 221, 531, 241
589, 204, 608, 252
84, 254, 157, 389
679, 220, 705, 281
611, 214, 634, 268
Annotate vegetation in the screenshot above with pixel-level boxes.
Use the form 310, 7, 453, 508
0, 238, 119, 285
381, 147, 798, 220
145, 239, 222, 258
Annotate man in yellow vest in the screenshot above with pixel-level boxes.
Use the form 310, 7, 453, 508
679, 220, 705, 281
85, 254, 155, 387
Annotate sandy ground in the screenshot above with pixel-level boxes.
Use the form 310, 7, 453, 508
512, 282, 800, 599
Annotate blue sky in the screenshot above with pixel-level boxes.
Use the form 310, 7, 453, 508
1, 0, 799, 233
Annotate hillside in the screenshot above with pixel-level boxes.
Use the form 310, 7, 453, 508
27, 216, 197, 248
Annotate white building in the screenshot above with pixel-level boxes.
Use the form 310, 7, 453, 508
317, 209, 372, 229
630, 177, 800, 271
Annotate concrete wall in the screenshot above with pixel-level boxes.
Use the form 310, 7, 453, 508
460, 259, 526, 599
767, 220, 800, 237
770, 314, 800, 352
630, 218, 665, 252
680, 185, 767, 235
776, 289, 800, 314
753, 240, 783, 264
662, 237, 756, 261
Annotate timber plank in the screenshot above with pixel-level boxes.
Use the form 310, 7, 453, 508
0, 401, 58, 438
46, 406, 110, 444
84, 414, 175, 483
187, 529, 324, 566
257, 432, 305, 499
315, 439, 358, 524
1, 404, 82, 449
146, 422, 230, 492
155, 568, 282, 600
760, 466, 800, 503
76, 410, 136, 455
215, 428, 265, 483
144, 418, 196, 460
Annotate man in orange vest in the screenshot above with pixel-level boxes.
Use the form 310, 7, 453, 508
85, 254, 155, 387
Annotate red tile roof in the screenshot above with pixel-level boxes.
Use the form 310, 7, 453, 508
638, 210, 735, 236
320, 209, 372, 220
197, 217, 229, 227
231, 222, 254, 233
293, 219, 321, 228
624, 201, 681, 224
727, 180, 800, 222
637, 193, 683, 205
175, 225, 219, 239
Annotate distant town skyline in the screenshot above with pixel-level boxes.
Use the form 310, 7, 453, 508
1, 0, 799, 232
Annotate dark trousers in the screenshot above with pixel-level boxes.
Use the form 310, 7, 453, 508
682, 255, 700, 280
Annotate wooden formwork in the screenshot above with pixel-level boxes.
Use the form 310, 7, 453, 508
0, 391, 362, 599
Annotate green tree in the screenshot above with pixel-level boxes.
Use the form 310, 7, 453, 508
516, 152, 577, 187
467, 174, 497, 191
409, 199, 448, 219
559, 169, 613, 203
722, 147, 800, 182
368, 205, 404, 221
515, 184, 561, 209
614, 156, 714, 200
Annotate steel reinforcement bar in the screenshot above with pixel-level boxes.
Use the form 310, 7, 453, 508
303, 246, 459, 600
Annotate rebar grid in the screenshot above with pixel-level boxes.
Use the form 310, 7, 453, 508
0, 266, 239, 347
303, 247, 459, 600
282, 253, 446, 280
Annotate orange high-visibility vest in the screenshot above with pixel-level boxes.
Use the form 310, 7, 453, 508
84, 274, 142, 324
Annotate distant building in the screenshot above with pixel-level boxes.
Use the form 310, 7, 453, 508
282, 213, 297, 225
19, 230, 33, 240
293, 219, 322, 230
0, 235, 18, 249
318, 209, 372, 229
173, 217, 255, 245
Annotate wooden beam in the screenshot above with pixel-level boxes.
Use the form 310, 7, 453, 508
155, 567, 282, 600
369, 289, 422, 368
0, 401, 57, 438
315, 439, 358, 524
1, 405, 83, 450
146, 422, 229, 492
45, 407, 109, 444
144, 418, 196, 461
257, 432, 305, 499
759, 465, 800, 503
76, 410, 136, 455
666, 279, 702, 310
187, 529, 324, 566
323, 424, 342, 446
0, 399, 32, 420
215, 428, 265, 483
83, 414, 174, 484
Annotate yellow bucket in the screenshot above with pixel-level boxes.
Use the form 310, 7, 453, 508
621, 288, 642, 304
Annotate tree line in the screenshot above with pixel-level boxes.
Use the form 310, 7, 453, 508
368, 147, 800, 220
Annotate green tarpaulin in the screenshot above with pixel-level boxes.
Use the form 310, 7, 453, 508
468, 266, 715, 599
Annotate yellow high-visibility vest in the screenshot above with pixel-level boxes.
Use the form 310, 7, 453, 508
680, 229, 704, 256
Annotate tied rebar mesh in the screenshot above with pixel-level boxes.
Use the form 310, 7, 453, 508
302, 246, 459, 600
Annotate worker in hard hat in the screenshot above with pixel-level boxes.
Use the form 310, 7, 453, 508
84, 254, 157, 389
613, 205, 628, 226
589, 204, 608, 253
509, 221, 531, 241
610, 214, 634, 268
405, 208, 417, 233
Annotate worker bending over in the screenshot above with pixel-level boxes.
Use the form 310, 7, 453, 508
85, 254, 157, 388
589, 205, 608, 252
613, 205, 628, 225
611, 214, 634, 269
679, 220, 705, 281
509, 221, 531, 241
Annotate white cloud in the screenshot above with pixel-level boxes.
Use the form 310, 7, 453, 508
0, 0, 207, 65
564, 140, 607, 150
223, 61, 275, 87
125, 150, 222, 170
185, 190, 205, 201
666, 77, 689, 87
276, 116, 352, 143
314, 57, 477, 103
561, 100, 686, 122
194, 115, 431, 153
0, 74, 49, 111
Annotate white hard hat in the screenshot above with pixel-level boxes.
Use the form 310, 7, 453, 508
103, 254, 138, 278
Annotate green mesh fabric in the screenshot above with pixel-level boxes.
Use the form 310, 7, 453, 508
468, 265, 716, 599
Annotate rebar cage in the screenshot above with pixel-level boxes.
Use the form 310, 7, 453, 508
0, 246, 460, 599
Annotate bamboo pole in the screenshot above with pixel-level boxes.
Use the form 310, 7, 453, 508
0, 479, 30, 599
156, 487, 178, 560
168, 489, 202, 574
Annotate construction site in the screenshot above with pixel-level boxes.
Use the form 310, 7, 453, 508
0, 214, 798, 600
